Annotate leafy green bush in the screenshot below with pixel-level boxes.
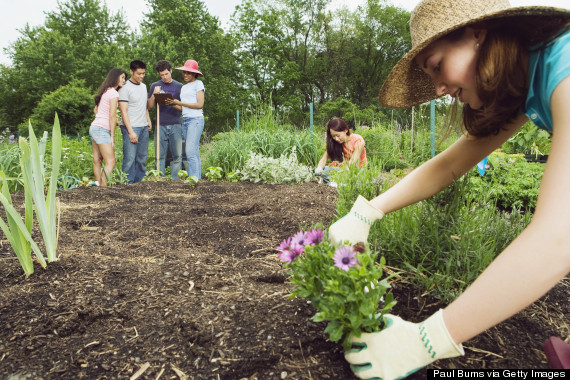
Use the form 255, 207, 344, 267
502, 121, 551, 155
22, 80, 94, 136
466, 151, 543, 212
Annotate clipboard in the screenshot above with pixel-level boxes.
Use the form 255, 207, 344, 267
153, 93, 173, 106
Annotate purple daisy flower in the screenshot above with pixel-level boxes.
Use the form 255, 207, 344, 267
276, 237, 305, 264
304, 228, 324, 246
333, 246, 358, 272
276, 237, 292, 252
277, 249, 297, 264
290, 231, 308, 246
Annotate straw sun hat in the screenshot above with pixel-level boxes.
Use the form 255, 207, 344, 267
378, 0, 570, 108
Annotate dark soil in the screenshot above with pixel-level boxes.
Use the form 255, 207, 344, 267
0, 180, 568, 380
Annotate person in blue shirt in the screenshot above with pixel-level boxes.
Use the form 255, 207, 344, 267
147, 60, 184, 179
328, 0, 570, 378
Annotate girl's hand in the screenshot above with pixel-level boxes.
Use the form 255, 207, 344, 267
165, 99, 180, 106
345, 310, 464, 380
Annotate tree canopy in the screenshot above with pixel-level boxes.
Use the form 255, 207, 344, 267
0, 0, 411, 135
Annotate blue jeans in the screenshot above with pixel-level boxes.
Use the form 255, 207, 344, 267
121, 125, 149, 184
156, 124, 183, 179
182, 116, 204, 179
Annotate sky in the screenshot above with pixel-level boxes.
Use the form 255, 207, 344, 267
1, 0, 569, 65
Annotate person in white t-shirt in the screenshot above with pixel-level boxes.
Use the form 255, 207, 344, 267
89, 68, 126, 186
167, 59, 205, 179
119, 60, 153, 184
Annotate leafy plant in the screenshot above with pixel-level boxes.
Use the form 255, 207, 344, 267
205, 166, 223, 181
19, 117, 62, 262
184, 176, 200, 186
277, 229, 396, 350
177, 170, 189, 180
226, 170, 241, 182
502, 122, 551, 156
0, 171, 46, 277
177, 170, 199, 185
143, 169, 165, 182
466, 152, 542, 212
240, 147, 313, 184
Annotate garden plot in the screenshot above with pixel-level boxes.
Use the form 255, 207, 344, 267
0, 181, 568, 379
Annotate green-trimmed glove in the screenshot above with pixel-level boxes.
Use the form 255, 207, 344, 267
345, 310, 464, 380
328, 195, 384, 246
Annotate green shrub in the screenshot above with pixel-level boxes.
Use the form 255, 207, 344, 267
466, 151, 543, 212
22, 80, 94, 136
502, 121, 551, 155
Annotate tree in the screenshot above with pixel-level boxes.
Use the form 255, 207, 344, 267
26, 80, 93, 136
0, 0, 132, 129
138, 0, 240, 133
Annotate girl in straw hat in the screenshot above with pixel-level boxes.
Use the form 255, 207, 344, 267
329, 0, 570, 378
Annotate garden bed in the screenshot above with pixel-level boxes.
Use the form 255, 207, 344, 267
0, 180, 568, 379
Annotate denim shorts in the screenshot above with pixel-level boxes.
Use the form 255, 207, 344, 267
89, 125, 112, 144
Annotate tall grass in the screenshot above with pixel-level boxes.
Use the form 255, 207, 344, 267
333, 167, 532, 303
203, 127, 320, 174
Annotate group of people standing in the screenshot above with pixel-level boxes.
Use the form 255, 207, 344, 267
89, 59, 205, 186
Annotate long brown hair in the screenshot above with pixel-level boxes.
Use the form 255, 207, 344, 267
326, 118, 350, 162
94, 68, 127, 106
448, 16, 569, 138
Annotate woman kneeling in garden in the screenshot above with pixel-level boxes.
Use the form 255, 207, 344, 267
328, 0, 570, 378
315, 117, 367, 184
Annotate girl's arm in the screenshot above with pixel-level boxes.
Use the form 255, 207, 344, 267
369, 113, 527, 213
317, 151, 329, 168
167, 90, 204, 109
108, 98, 118, 143
444, 75, 570, 344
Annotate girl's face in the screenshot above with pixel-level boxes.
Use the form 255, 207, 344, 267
415, 27, 486, 110
330, 128, 349, 144
117, 73, 126, 88
183, 71, 196, 83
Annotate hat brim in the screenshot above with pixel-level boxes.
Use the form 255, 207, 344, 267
378, 6, 570, 109
175, 67, 203, 76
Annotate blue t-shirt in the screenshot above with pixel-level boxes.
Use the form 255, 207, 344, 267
525, 30, 570, 132
148, 79, 183, 126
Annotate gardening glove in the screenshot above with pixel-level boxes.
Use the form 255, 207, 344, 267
328, 195, 384, 246
345, 310, 464, 380
314, 167, 324, 175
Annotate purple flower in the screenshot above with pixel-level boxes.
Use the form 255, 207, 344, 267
484, 164, 490, 169
291, 231, 307, 246
305, 228, 324, 245
333, 246, 358, 272
276, 237, 305, 264
277, 248, 297, 264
